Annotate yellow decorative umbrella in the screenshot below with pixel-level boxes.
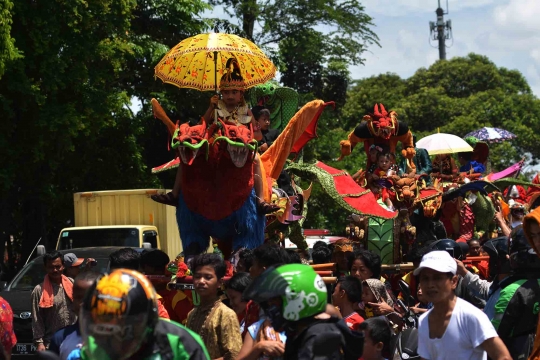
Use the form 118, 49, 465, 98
154, 33, 276, 92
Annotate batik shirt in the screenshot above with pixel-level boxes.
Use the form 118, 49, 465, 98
31, 282, 76, 345
0, 297, 16, 352
186, 299, 242, 360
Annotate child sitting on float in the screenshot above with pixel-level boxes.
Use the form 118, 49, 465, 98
152, 58, 278, 214
371, 152, 396, 211
457, 151, 485, 174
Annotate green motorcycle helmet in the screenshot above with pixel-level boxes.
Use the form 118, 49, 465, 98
244, 263, 327, 321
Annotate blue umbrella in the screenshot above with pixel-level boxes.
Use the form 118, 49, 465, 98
464, 127, 516, 143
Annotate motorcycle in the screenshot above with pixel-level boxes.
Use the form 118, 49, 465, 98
388, 280, 420, 360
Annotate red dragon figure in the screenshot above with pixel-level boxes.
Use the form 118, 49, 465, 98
151, 98, 333, 257
338, 103, 416, 169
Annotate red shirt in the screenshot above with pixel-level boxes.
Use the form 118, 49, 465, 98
0, 297, 16, 352
243, 300, 261, 336
156, 297, 170, 319
344, 312, 364, 331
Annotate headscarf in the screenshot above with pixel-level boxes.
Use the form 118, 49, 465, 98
363, 279, 394, 307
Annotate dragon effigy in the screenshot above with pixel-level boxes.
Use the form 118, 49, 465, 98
338, 103, 416, 169
248, 81, 299, 132
152, 97, 333, 256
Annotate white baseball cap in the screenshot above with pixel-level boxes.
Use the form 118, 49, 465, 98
413, 250, 457, 276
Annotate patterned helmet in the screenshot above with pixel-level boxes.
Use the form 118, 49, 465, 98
80, 269, 158, 360
244, 264, 327, 321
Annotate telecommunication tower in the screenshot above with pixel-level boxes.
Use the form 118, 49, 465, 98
429, 0, 452, 60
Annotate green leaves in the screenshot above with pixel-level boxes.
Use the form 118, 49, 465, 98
0, 0, 21, 79
0, 0, 209, 262
344, 54, 540, 172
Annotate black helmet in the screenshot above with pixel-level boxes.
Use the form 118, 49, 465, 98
80, 269, 158, 359
509, 227, 540, 272
428, 239, 464, 260
482, 236, 510, 280
457, 242, 469, 260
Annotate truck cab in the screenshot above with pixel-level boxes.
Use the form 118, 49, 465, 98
56, 225, 160, 250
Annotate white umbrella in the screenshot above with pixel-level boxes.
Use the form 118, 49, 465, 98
416, 133, 474, 155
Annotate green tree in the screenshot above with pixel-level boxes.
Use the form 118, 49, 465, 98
122, 0, 211, 189
209, 0, 378, 63
0, 0, 20, 78
207, 0, 378, 105
343, 54, 540, 171
279, 29, 325, 94
302, 54, 540, 234
0, 0, 209, 273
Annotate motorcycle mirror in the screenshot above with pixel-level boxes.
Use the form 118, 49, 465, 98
398, 279, 416, 306
397, 298, 408, 312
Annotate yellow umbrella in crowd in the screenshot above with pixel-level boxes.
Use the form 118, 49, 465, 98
154, 33, 277, 92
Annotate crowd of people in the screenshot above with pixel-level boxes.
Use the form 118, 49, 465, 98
0, 55, 537, 360
0, 203, 531, 360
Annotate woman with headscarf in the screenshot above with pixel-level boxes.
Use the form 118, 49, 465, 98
361, 279, 394, 319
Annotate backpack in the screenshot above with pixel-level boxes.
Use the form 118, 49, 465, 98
285, 317, 364, 360
495, 276, 540, 360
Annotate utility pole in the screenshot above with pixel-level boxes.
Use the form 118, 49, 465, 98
429, 0, 452, 60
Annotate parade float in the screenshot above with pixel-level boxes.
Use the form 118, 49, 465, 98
150, 33, 339, 257
149, 32, 540, 284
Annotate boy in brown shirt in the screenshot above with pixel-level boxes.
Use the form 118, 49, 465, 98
187, 254, 242, 360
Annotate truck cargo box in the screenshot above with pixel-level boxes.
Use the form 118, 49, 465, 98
73, 189, 182, 259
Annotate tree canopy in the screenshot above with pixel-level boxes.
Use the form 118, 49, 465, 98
209, 0, 378, 63
0, 0, 20, 78
0, 0, 209, 274
208, 0, 378, 106
342, 54, 540, 171
301, 54, 540, 234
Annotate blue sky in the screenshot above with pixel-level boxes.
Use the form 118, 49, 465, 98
204, 0, 540, 94
199, 0, 540, 172
354, 0, 540, 95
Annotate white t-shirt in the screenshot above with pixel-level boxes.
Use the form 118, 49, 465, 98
417, 297, 498, 360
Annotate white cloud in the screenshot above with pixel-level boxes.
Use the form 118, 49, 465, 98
526, 64, 540, 93
531, 49, 540, 63
204, 0, 540, 97
493, 0, 540, 35
347, 0, 540, 97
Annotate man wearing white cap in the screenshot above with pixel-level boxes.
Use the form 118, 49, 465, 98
415, 250, 511, 360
